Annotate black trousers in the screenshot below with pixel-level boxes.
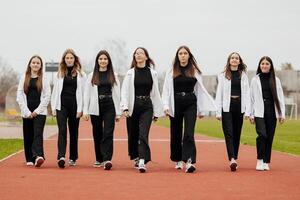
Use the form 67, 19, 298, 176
222, 98, 244, 161
90, 98, 116, 162
22, 115, 46, 162
126, 97, 153, 164
255, 100, 277, 163
56, 100, 80, 161
170, 94, 197, 164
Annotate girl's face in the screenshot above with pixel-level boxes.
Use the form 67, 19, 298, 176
134, 48, 147, 63
98, 54, 109, 69
178, 48, 190, 66
229, 53, 240, 67
65, 53, 75, 67
30, 57, 42, 74
260, 59, 271, 73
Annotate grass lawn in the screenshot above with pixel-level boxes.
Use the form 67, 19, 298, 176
156, 117, 300, 156
0, 139, 23, 160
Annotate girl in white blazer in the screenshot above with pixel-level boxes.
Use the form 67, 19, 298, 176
120, 47, 163, 173
16, 55, 50, 167
83, 50, 121, 170
215, 52, 250, 172
51, 49, 85, 168
162, 46, 216, 173
249, 56, 285, 171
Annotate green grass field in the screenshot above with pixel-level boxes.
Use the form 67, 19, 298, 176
156, 117, 300, 156
0, 139, 23, 160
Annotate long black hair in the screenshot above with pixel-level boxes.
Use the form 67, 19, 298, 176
91, 50, 116, 86
256, 56, 281, 115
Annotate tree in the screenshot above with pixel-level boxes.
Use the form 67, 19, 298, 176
0, 57, 19, 108
280, 62, 293, 70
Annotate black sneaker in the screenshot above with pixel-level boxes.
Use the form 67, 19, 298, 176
133, 158, 139, 168
58, 157, 65, 168
230, 162, 237, 172
104, 161, 112, 170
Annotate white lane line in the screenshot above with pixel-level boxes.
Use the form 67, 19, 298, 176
45, 138, 224, 143
0, 150, 24, 163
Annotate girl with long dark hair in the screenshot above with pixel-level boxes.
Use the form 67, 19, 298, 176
83, 50, 121, 170
249, 56, 285, 171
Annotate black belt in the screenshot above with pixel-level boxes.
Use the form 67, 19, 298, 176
99, 94, 112, 100
135, 95, 150, 100
175, 92, 194, 97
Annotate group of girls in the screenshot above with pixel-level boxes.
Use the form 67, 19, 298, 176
16, 46, 285, 173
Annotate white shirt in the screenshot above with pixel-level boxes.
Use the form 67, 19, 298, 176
215, 71, 250, 118
162, 68, 217, 117
83, 72, 121, 117
16, 75, 51, 118
120, 67, 164, 117
51, 70, 85, 113
250, 74, 285, 119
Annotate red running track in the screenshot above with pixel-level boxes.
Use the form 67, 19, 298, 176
0, 119, 300, 200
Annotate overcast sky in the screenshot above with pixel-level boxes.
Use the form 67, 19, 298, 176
0, 0, 299, 75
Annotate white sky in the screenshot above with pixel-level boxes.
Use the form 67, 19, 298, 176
0, 0, 299, 75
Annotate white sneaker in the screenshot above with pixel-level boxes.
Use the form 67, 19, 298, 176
175, 161, 183, 170
230, 160, 238, 172
256, 159, 264, 171
263, 163, 270, 171
35, 156, 44, 167
185, 159, 196, 173
68, 159, 76, 166
138, 159, 146, 173
26, 162, 34, 166
93, 161, 104, 168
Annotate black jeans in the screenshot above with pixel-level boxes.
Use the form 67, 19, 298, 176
222, 98, 244, 161
170, 93, 197, 164
22, 115, 46, 162
255, 100, 277, 163
90, 98, 116, 162
56, 99, 80, 161
126, 97, 153, 164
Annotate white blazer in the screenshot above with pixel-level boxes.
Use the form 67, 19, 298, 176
120, 67, 164, 117
215, 71, 251, 118
16, 75, 51, 118
83, 72, 121, 117
250, 74, 285, 119
51, 70, 85, 113
162, 68, 216, 117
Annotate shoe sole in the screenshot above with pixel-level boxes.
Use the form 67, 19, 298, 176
58, 160, 65, 168
230, 163, 237, 172
139, 167, 146, 173
35, 158, 44, 168
186, 166, 196, 173
104, 162, 112, 170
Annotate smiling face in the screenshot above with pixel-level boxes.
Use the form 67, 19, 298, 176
260, 59, 271, 73
30, 57, 42, 74
98, 54, 109, 69
134, 48, 148, 64
229, 53, 240, 68
64, 53, 75, 67
177, 48, 190, 66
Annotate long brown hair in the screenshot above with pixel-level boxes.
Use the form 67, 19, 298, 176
256, 56, 282, 115
130, 47, 155, 68
172, 45, 201, 78
91, 50, 117, 86
224, 52, 247, 80
23, 55, 43, 94
58, 49, 83, 78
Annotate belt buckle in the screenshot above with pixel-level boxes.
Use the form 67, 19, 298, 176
99, 95, 105, 100
180, 92, 186, 96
